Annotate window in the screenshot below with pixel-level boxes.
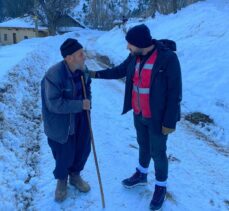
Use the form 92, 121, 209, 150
4, 34, 7, 41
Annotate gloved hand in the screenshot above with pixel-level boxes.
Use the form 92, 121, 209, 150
162, 126, 175, 135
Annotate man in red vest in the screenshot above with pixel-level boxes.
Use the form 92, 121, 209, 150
89, 24, 182, 210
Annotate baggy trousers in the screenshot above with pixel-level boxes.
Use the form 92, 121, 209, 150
134, 113, 168, 182
48, 112, 91, 180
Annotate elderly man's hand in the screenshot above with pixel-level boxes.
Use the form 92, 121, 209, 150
83, 99, 91, 110
162, 126, 175, 135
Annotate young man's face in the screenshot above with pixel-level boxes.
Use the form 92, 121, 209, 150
127, 43, 143, 56
67, 48, 86, 70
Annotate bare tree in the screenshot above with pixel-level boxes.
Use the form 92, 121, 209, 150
0, 0, 4, 21
85, 0, 115, 29
1, 0, 35, 18
37, 0, 76, 35
155, 0, 203, 14
122, 0, 128, 16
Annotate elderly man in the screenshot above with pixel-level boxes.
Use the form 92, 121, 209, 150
41, 38, 91, 202
89, 24, 182, 210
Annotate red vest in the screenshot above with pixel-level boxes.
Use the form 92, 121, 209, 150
132, 50, 158, 118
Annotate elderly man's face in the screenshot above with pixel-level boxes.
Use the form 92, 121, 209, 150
127, 43, 143, 56
66, 48, 86, 71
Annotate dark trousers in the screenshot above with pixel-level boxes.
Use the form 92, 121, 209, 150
134, 113, 168, 182
48, 112, 91, 180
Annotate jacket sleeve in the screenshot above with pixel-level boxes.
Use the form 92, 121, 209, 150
44, 76, 83, 114
96, 54, 132, 79
163, 52, 182, 129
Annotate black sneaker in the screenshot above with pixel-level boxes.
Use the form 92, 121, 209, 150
122, 168, 147, 188
150, 185, 166, 210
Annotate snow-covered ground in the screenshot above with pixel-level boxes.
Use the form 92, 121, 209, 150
0, 0, 228, 210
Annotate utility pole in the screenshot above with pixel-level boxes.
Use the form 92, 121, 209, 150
34, 0, 39, 37
34, 15, 38, 37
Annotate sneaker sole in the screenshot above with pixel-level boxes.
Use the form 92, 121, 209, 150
122, 182, 148, 189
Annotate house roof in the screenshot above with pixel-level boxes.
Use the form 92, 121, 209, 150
60, 14, 86, 28
0, 16, 48, 30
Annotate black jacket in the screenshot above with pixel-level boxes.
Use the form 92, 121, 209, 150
95, 40, 182, 133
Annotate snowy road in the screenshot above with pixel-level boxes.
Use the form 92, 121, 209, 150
30, 58, 229, 211
0, 49, 228, 210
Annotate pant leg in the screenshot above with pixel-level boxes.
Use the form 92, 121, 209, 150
68, 111, 91, 174
133, 113, 151, 168
148, 129, 168, 182
48, 136, 75, 180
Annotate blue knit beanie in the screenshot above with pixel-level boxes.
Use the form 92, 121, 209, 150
125, 24, 152, 48
60, 38, 83, 58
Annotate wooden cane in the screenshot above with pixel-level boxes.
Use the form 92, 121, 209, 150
80, 76, 105, 208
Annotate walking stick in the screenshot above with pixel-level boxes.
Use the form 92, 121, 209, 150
81, 76, 105, 208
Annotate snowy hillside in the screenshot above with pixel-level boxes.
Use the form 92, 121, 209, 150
92, 0, 229, 148
0, 0, 228, 210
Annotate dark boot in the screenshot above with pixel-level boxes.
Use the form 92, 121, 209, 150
55, 179, 67, 202
122, 168, 147, 188
150, 185, 166, 210
69, 173, 90, 193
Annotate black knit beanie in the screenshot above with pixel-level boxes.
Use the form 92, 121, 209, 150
125, 24, 152, 48
60, 38, 83, 58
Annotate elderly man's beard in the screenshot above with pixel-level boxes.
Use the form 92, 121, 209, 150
75, 63, 86, 71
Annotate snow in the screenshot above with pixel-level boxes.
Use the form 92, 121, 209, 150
72, 0, 89, 23
0, 16, 47, 30
0, 0, 228, 210
0, 39, 46, 78
93, 26, 128, 65
128, 0, 140, 11
93, 0, 229, 148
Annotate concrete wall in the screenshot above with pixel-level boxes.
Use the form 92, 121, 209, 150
0, 27, 48, 45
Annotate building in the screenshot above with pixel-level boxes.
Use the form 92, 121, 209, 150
56, 14, 85, 34
0, 16, 49, 45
